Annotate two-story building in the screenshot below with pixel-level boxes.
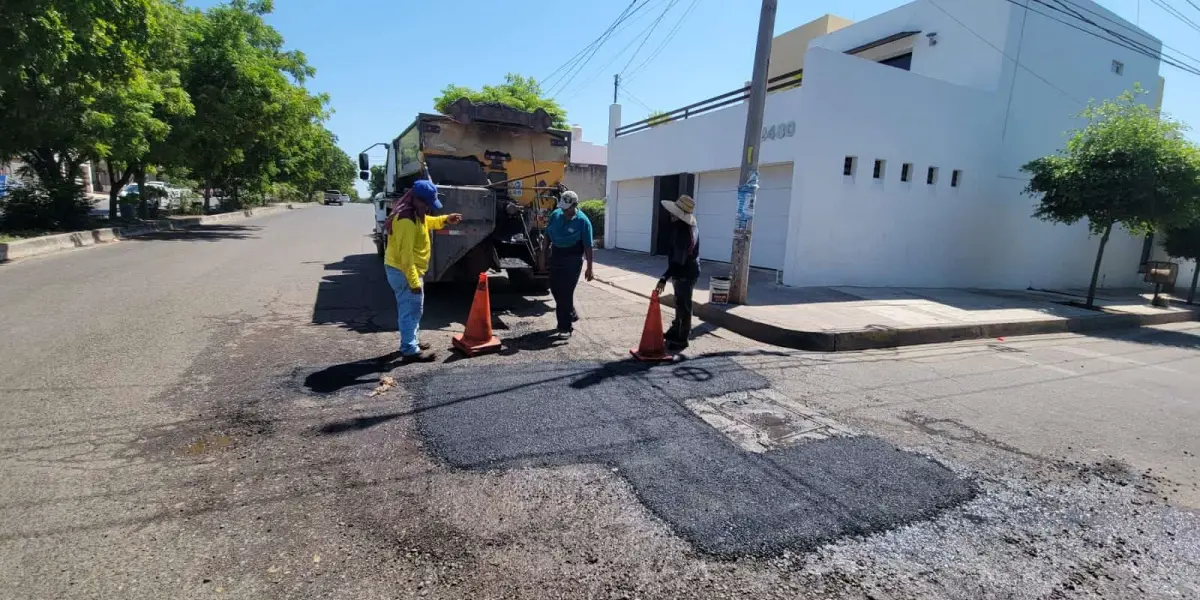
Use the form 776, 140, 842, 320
604, 0, 1194, 291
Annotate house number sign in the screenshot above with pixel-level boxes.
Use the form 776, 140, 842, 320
761, 121, 796, 141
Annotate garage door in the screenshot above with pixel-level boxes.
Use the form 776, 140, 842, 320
693, 164, 792, 270
614, 178, 654, 253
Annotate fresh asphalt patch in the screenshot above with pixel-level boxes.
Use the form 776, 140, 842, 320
415, 355, 976, 556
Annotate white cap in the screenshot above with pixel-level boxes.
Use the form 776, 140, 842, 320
557, 190, 579, 210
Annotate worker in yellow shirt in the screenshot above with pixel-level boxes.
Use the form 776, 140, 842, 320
384, 180, 462, 362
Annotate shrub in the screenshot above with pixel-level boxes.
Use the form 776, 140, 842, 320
0, 183, 90, 232
579, 199, 605, 238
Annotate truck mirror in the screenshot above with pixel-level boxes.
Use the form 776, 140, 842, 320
358, 153, 370, 171
359, 170, 369, 181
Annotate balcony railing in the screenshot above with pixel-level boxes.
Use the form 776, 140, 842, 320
614, 67, 803, 138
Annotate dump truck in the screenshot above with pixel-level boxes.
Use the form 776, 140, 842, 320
360, 99, 572, 287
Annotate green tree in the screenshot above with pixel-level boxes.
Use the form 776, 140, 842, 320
1162, 223, 1200, 304
433, 73, 568, 129
0, 0, 156, 229
92, 0, 194, 219
368, 165, 387, 196
168, 0, 322, 211
1022, 88, 1200, 308
647, 110, 670, 127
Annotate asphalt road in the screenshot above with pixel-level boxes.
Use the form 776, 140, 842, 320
1, 203, 1198, 599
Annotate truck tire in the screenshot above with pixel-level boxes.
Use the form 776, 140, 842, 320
375, 238, 386, 259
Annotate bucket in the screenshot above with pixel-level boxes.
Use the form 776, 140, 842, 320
709, 276, 731, 305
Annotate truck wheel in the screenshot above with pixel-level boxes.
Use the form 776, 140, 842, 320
375, 238, 385, 258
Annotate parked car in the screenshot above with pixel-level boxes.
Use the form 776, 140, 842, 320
323, 189, 343, 206
119, 182, 175, 208
340, 193, 351, 204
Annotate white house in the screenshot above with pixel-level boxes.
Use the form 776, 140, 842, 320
605, 0, 1196, 292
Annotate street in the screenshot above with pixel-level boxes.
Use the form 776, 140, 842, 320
1, 203, 1198, 599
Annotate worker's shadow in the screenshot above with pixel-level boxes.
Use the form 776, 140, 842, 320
303, 352, 402, 394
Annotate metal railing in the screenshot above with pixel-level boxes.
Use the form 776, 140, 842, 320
614, 67, 803, 138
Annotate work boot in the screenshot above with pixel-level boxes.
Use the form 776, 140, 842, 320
401, 349, 437, 363
418, 342, 432, 351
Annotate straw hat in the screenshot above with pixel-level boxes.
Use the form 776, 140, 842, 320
661, 194, 696, 225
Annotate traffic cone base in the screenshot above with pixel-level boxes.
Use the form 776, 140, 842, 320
453, 333, 501, 356
453, 273, 502, 357
630, 291, 673, 362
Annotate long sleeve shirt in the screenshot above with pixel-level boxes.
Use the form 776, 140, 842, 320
662, 220, 700, 281
384, 214, 450, 289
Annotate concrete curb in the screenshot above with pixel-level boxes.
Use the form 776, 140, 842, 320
1, 203, 310, 262
596, 276, 1200, 352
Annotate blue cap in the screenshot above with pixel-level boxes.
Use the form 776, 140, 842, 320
412, 180, 443, 210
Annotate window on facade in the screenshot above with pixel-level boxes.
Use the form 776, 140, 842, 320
951, 169, 962, 187
900, 163, 913, 182
873, 159, 886, 179
843, 156, 857, 177
879, 52, 913, 71
927, 167, 939, 185
1111, 60, 1124, 75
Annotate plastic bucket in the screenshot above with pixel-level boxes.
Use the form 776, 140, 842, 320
709, 276, 731, 305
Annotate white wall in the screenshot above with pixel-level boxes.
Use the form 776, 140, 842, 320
607, 86, 805, 182
570, 126, 608, 166
606, 0, 1164, 292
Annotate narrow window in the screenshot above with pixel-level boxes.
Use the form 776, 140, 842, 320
873, 159, 886, 180
951, 169, 962, 187
843, 156, 857, 177
900, 163, 912, 183
1111, 60, 1124, 75
926, 167, 939, 185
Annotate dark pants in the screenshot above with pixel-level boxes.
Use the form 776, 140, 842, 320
548, 244, 584, 333
666, 277, 696, 346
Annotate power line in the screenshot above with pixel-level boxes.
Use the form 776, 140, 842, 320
1000, 0, 1200, 77
620, 87, 655, 112
1051, 0, 1200, 66
1041, 0, 1200, 73
928, 0, 1085, 103
559, 0, 683, 100
540, 1, 635, 87
547, 0, 656, 97
1148, 0, 1200, 34
620, 0, 682, 76
626, 0, 703, 81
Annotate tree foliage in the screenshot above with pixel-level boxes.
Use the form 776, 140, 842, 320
433, 73, 568, 129
1022, 87, 1200, 307
1162, 222, 1200, 303
368, 165, 387, 196
647, 110, 670, 127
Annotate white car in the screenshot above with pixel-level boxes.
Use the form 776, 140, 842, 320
340, 193, 351, 204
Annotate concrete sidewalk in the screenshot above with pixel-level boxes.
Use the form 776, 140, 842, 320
592, 249, 1200, 351
0, 203, 310, 262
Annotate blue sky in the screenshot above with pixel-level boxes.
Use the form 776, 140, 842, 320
199, 1, 1200, 196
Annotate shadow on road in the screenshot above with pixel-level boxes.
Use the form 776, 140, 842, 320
303, 352, 402, 394
128, 224, 260, 242
1084, 323, 1200, 350
311, 253, 553, 335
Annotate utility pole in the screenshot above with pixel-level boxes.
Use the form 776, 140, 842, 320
728, 0, 777, 304
613, 73, 620, 104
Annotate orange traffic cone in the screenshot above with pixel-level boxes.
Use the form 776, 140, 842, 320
630, 290, 673, 362
453, 273, 502, 357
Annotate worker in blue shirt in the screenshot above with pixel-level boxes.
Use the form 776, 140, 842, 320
541, 191, 594, 338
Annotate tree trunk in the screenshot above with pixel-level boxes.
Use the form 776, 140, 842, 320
203, 178, 212, 214
134, 166, 148, 220
1189, 263, 1199, 305
105, 161, 131, 220
1087, 222, 1114, 309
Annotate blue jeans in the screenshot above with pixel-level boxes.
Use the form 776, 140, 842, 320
385, 266, 424, 356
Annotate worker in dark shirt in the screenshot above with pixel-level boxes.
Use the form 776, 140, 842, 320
654, 194, 700, 351
542, 191, 594, 339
